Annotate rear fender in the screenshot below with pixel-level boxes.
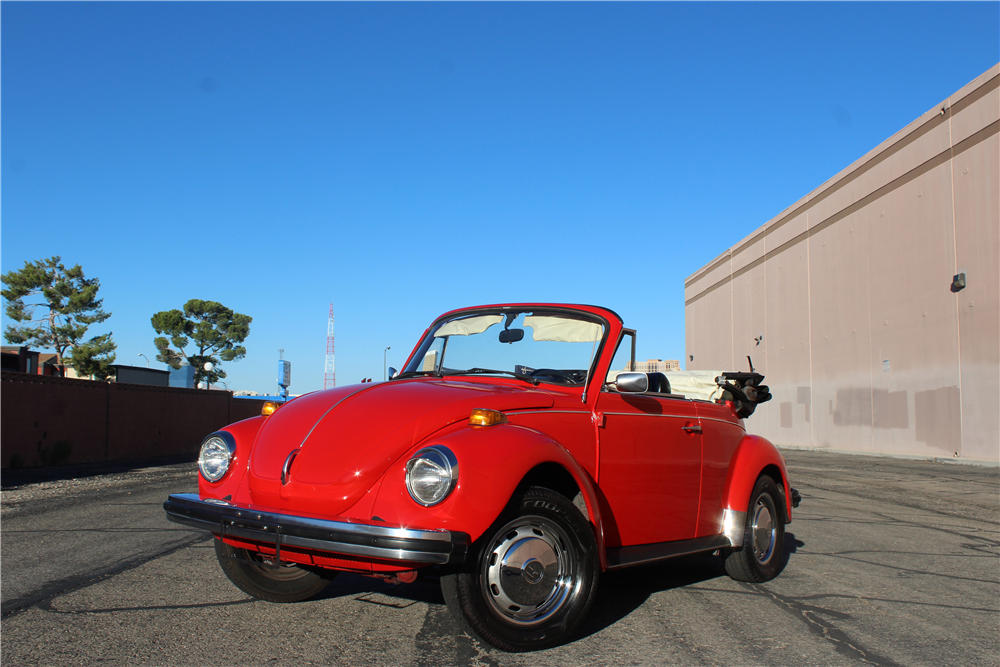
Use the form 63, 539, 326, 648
722, 435, 793, 525
370, 422, 607, 568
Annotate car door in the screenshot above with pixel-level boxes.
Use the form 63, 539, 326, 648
693, 400, 746, 537
595, 388, 704, 547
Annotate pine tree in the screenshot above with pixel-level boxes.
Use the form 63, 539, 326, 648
2, 256, 117, 379
151, 299, 252, 386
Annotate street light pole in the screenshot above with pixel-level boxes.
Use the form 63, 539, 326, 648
384, 346, 391, 381
137, 353, 150, 367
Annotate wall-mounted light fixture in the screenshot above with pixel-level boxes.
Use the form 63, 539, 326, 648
951, 272, 966, 292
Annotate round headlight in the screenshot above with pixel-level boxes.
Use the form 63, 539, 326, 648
198, 434, 234, 482
405, 446, 458, 506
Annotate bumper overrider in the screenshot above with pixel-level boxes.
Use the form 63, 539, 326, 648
163, 493, 469, 565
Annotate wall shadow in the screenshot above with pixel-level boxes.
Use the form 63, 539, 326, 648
1, 453, 196, 491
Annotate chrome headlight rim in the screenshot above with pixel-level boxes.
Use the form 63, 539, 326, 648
198, 431, 237, 483
405, 445, 459, 507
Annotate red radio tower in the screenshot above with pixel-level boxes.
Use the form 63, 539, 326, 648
324, 303, 336, 389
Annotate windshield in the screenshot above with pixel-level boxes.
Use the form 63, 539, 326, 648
401, 309, 606, 386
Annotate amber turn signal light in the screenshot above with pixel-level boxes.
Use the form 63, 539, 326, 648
469, 408, 508, 427
262, 401, 281, 416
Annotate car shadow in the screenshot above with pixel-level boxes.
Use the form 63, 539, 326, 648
576, 531, 803, 640
574, 552, 727, 640
311, 531, 803, 643
782, 530, 804, 569
311, 572, 446, 605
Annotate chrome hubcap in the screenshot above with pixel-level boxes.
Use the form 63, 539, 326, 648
483, 518, 576, 626
752, 499, 776, 564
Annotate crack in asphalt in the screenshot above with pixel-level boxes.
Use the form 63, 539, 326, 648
801, 551, 1000, 585
750, 583, 905, 667
4, 528, 207, 535
686, 585, 999, 615
794, 478, 996, 523
37, 597, 256, 615
0, 531, 213, 619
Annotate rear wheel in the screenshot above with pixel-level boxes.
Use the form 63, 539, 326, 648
215, 538, 336, 603
724, 474, 786, 582
441, 486, 599, 652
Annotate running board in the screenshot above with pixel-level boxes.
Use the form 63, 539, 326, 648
605, 534, 731, 570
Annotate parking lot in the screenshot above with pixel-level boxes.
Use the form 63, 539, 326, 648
2, 449, 997, 666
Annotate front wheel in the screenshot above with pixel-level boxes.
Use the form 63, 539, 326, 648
215, 538, 336, 603
724, 474, 786, 582
440, 487, 599, 652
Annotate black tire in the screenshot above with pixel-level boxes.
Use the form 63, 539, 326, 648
440, 486, 599, 652
214, 538, 336, 603
724, 474, 786, 582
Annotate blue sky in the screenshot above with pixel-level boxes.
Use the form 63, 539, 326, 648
2, 2, 997, 394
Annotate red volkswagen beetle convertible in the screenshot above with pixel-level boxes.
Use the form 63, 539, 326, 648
165, 303, 798, 651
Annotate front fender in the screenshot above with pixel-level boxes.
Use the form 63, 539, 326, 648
198, 415, 266, 500
722, 435, 793, 524
370, 422, 606, 567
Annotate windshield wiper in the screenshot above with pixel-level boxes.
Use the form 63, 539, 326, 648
391, 369, 442, 380
445, 368, 539, 385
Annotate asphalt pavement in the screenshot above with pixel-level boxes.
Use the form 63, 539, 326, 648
2, 449, 997, 666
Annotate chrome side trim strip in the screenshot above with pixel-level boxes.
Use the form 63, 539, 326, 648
699, 416, 746, 430
163, 493, 468, 565
722, 509, 747, 547
505, 410, 591, 416
297, 384, 372, 449
601, 412, 701, 420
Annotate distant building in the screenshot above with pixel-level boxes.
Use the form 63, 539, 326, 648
2, 346, 65, 376
234, 393, 300, 402
627, 359, 681, 373
109, 365, 170, 387
169, 364, 196, 389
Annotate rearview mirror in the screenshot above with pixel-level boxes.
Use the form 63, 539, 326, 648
388, 367, 398, 379
615, 372, 648, 393
499, 328, 525, 344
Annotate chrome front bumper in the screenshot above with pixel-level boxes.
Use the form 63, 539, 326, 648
163, 493, 468, 565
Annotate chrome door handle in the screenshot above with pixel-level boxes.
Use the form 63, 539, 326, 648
682, 424, 702, 434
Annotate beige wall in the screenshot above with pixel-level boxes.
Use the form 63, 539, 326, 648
685, 65, 999, 464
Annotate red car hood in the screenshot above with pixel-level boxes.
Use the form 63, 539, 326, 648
247, 379, 555, 517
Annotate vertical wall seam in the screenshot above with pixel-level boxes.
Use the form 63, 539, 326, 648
763, 237, 769, 433
806, 210, 815, 449
730, 250, 735, 369
947, 97, 965, 457
105, 381, 111, 462
867, 194, 875, 453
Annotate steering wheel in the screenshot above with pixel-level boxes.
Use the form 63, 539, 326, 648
529, 368, 578, 384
